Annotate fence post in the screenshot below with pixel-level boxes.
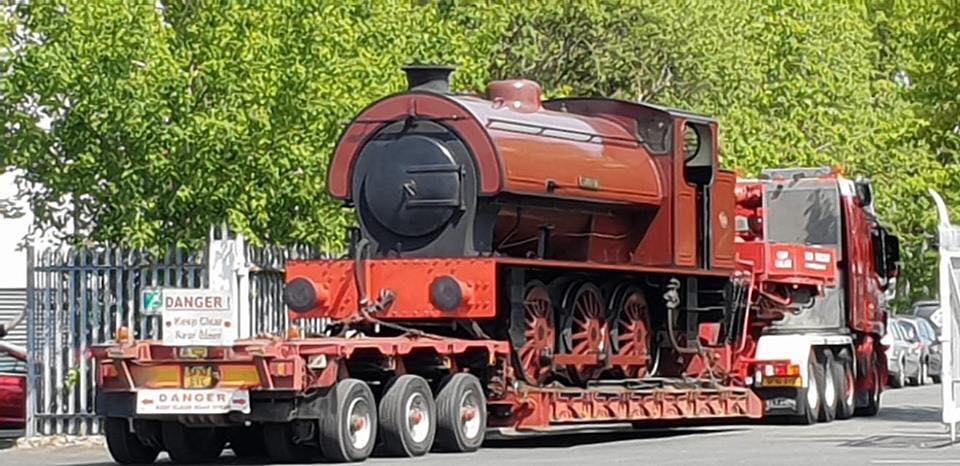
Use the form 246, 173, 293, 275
208, 226, 251, 340
25, 245, 36, 437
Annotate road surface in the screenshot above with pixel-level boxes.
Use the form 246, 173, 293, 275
0, 384, 956, 465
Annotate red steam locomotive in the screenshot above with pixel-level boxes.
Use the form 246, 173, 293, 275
93, 66, 840, 464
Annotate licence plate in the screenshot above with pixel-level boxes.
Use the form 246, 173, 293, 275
184, 365, 216, 388
136, 389, 250, 414
761, 376, 801, 387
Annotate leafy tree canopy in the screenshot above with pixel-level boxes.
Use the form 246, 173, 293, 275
2, 0, 958, 304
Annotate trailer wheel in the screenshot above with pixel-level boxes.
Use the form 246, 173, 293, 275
817, 351, 837, 423
321, 378, 377, 462
104, 417, 160, 465
160, 422, 225, 464
792, 352, 820, 425
434, 373, 486, 452
227, 425, 267, 458
856, 361, 882, 417
378, 375, 436, 457
834, 352, 855, 420
263, 421, 320, 462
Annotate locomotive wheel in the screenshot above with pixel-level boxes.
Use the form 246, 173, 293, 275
560, 282, 609, 384
512, 281, 556, 385
609, 286, 652, 378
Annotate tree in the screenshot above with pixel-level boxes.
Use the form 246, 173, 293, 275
0, 0, 499, 249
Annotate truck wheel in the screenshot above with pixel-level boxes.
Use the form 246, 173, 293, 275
227, 425, 266, 458
792, 352, 820, 425
378, 375, 436, 457
264, 421, 322, 462
104, 417, 160, 465
832, 353, 855, 420
817, 351, 837, 423
890, 357, 905, 388
321, 378, 377, 462
434, 373, 486, 452
856, 363, 882, 417
160, 422, 225, 464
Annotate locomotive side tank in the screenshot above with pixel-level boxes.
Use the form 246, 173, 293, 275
329, 65, 733, 268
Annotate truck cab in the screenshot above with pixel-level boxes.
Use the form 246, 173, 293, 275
738, 167, 901, 424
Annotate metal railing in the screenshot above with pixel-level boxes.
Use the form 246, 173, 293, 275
24, 236, 330, 436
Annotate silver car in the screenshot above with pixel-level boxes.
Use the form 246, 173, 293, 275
887, 318, 923, 388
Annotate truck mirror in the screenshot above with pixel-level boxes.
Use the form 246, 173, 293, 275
855, 177, 873, 207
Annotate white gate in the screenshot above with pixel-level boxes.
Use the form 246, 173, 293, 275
931, 189, 960, 441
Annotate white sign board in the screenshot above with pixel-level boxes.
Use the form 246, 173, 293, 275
931, 189, 960, 443
136, 389, 250, 414
143, 288, 236, 346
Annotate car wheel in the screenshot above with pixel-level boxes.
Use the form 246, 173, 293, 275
890, 357, 905, 388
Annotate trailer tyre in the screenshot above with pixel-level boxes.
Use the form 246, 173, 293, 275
104, 417, 160, 465
434, 373, 486, 452
228, 425, 267, 458
321, 378, 378, 462
856, 361, 882, 417
160, 422, 225, 464
378, 375, 436, 457
793, 352, 820, 425
834, 352, 856, 420
263, 421, 321, 462
816, 351, 837, 423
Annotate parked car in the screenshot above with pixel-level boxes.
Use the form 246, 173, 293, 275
896, 316, 942, 385
911, 299, 942, 333
0, 341, 26, 428
887, 318, 922, 388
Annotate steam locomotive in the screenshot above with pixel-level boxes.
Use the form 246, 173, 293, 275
285, 64, 748, 387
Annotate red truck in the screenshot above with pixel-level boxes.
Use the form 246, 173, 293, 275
737, 167, 901, 424
92, 67, 843, 464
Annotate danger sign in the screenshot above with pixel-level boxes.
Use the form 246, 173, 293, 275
142, 288, 236, 346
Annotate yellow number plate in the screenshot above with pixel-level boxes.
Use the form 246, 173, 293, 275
184, 365, 216, 388
762, 376, 801, 387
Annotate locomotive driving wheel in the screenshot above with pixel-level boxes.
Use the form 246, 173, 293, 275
560, 282, 609, 384
609, 286, 652, 378
511, 281, 556, 385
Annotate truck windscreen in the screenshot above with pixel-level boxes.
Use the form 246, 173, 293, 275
765, 180, 845, 331
765, 182, 842, 249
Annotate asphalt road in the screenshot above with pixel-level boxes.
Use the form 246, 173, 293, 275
1, 384, 957, 465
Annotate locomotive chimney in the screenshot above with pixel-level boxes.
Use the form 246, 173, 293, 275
402, 64, 456, 93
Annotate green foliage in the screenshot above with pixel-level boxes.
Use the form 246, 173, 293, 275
1, 0, 958, 304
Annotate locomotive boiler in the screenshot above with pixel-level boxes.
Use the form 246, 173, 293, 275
329, 65, 736, 266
